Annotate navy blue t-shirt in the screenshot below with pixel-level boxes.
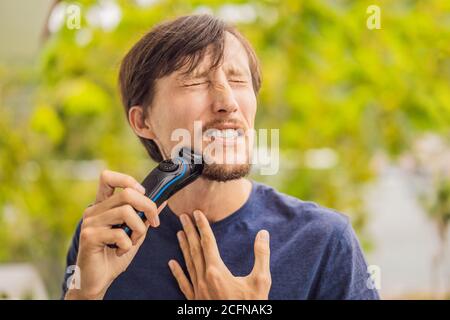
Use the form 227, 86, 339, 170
62, 180, 379, 299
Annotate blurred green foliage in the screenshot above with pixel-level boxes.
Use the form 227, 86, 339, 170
0, 0, 449, 298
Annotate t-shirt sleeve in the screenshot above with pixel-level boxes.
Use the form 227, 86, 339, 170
315, 221, 380, 300
60, 219, 83, 299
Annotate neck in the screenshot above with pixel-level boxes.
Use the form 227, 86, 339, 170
167, 177, 252, 223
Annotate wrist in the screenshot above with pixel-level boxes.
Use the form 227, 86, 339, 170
64, 288, 105, 300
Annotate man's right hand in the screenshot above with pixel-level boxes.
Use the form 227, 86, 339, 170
65, 170, 166, 300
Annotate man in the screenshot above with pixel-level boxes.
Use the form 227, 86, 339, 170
63, 14, 379, 300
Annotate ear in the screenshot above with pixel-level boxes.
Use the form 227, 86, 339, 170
128, 106, 156, 140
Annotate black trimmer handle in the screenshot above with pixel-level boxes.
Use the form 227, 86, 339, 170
107, 147, 203, 248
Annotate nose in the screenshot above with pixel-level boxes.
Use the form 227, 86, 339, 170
210, 78, 239, 114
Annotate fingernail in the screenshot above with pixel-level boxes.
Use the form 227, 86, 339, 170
135, 183, 146, 194
259, 230, 269, 242
168, 260, 174, 270
176, 231, 183, 241
180, 214, 187, 226
153, 215, 160, 227
193, 211, 200, 222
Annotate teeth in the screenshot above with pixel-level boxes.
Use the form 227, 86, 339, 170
205, 128, 242, 139
223, 129, 238, 138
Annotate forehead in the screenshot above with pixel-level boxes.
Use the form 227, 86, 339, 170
222, 32, 249, 66
177, 32, 251, 78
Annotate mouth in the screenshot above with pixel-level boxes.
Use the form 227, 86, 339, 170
203, 124, 246, 145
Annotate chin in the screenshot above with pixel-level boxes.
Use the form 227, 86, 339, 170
201, 163, 252, 182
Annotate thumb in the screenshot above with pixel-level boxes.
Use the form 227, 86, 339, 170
251, 230, 271, 276
157, 201, 168, 214
144, 201, 168, 228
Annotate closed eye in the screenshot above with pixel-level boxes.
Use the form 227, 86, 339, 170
183, 81, 209, 87
229, 79, 248, 84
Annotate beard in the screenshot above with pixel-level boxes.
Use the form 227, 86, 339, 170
191, 117, 254, 182
201, 163, 251, 182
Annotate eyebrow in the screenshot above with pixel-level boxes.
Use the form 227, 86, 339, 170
190, 68, 210, 79
178, 68, 209, 81
225, 65, 248, 77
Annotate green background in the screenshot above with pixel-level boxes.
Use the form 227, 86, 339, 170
0, 0, 449, 298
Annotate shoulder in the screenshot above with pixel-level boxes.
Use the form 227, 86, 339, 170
251, 180, 350, 240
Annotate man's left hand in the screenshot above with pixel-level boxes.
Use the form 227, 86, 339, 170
168, 210, 271, 300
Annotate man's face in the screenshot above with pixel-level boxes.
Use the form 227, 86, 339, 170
146, 32, 257, 181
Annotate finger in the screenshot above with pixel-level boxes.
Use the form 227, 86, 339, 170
251, 230, 271, 276
192, 210, 222, 266
180, 214, 205, 279
96, 170, 145, 204
136, 200, 167, 228
95, 228, 133, 255
94, 188, 159, 226
152, 200, 168, 224
89, 205, 148, 245
168, 260, 194, 300
157, 201, 168, 214
177, 230, 197, 286
130, 200, 168, 229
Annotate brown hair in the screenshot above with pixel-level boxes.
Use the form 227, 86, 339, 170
119, 14, 261, 162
